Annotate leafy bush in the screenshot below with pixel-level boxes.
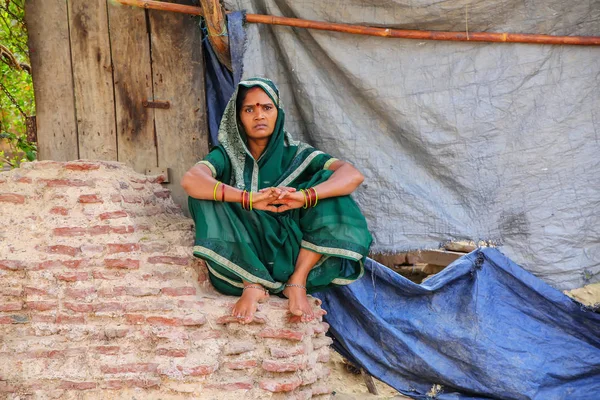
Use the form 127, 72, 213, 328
1, 0, 36, 169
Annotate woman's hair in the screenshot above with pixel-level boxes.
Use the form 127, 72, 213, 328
236, 86, 251, 115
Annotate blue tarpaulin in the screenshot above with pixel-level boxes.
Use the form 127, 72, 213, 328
201, 11, 245, 145
315, 248, 600, 399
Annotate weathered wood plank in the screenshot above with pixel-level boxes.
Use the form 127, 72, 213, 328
148, 1, 208, 214
25, 0, 78, 161
107, 0, 156, 173
68, 0, 117, 160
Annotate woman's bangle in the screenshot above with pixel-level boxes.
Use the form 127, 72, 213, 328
221, 183, 226, 202
241, 190, 253, 211
213, 182, 221, 201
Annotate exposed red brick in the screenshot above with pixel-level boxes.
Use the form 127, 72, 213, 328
49, 206, 69, 215
156, 348, 187, 357
101, 363, 158, 374
65, 287, 96, 298
148, 256, 189, 266
0, 260, 24, 271
81, 244, 104, 255
15, 176, 32, 183
63, 259, 84, 269
58, 381, 97, 390
0, 314, 29, 324
56, 314, 85, 324
32, 260, 62, 270
78, 194, 103, 204
88, 225, 111, 235
91, 346, 120, 355
107, 243, 140, 254
204, 381, 253, 391
110, 225, 135, 234
270, 345, 305, 358
130, 177, 148, 184
148, 175, 166, 184
104, 258, 139, 269
25, 301, 58, 311
64, 302, 94, 312
97, 286, 127, 297
45, 245, 80, 257
258, 328, 304, 341
92, 270, 127, 280
102, 378, 160, 390
181, 315, 207, 326
122, 195, 143, 204
55, 272, 89, 282
39, 178, 93, 187
0, 303, 22, 312
54, 227, 87, 237
0, 193, 25, 204
110, 194, 122, 203
23, 286, 48, 296
94, 302, 124, 312
124, 287, 159, 297
262, 359, 307, 372
64, 162, 100, 171
99, 210, 128, 220
146, 316, 182, 326
259, 378, 302, 392
154, 189, 170, 199
125, 314, 146, 324
181, 364, 218, 376
161, 286, 196, 296
224, 359, 258, 370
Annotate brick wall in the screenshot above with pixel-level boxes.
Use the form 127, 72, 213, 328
0, 161, 332, 399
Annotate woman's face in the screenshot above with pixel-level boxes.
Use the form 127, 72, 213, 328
238, 87, 278, 141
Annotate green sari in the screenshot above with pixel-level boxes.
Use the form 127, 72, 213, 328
189, 78, 372, 295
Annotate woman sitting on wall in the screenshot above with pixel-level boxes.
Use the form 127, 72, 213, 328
182, 78, 372, 323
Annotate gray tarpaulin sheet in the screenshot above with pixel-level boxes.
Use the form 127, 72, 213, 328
225, 0, 600, 290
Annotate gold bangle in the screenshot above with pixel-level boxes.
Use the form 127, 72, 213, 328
213, 182, 221, 201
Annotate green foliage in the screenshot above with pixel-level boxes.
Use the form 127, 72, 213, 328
0, 0, 36, 169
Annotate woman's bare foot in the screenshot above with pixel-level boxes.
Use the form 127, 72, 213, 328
231, 285, 269, 324
283, 282, 314, 322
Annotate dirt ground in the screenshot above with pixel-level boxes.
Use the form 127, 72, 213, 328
565, 283, 600, 308
327, 352, 412, 400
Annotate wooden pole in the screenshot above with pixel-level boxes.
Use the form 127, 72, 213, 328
114, 0, 600, 46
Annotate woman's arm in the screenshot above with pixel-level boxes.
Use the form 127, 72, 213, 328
181, 164, 243, 201
313, 160, 364, 199
181, 164, 280, 211
273, 160, 364, 212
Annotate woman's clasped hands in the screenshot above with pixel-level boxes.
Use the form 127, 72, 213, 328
251, 187, 307, 213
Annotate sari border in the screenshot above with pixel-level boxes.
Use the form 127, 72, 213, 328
301, 240, 363, 261
323, 158, 339, 170
279, 150, 324, 187
331, 260, 365, 285
193, 245, 284, 290
206, 263, 244, 288
239, 80, 279, 105
196, 160, 217, 178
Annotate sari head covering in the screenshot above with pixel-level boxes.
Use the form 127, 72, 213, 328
190, 78, 372, 295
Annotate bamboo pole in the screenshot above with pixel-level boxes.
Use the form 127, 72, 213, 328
114, 0, 600, 46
